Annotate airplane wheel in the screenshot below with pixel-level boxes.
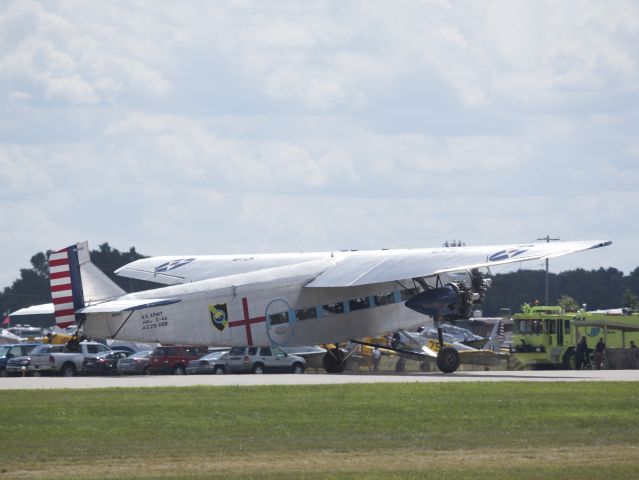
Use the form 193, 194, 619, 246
436, 347, 460, 374
323, 349, 345, 373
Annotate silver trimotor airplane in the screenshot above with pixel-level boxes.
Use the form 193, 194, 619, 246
11, 239, 611, 373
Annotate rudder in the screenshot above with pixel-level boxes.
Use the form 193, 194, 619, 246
48, 241, 126, 328
49, 244, 85, 329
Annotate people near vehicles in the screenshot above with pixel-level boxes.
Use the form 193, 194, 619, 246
630, 341, 637, 349
372, 347, 381, 372
395, 356, 406, 372
575, 336, 588, 370
594, 338, 606, 369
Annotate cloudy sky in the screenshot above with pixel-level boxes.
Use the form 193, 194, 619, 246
1, 0, 637, 289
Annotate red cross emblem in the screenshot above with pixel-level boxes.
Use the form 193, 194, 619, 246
228, 297, 265, 346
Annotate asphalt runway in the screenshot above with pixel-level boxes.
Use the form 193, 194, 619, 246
1, 369, 638, 390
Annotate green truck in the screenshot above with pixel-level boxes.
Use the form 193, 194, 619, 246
511, 305, 639, 369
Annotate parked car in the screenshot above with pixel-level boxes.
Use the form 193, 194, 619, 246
83, 350, 133, 375
147, 345, 209, 375
186, 350, 229, 375
5, 344, 64, 376
29, 341, 112, 377
5, 355, 32, 376
225, 346, 306, 374
0, 343, 41, 377
116, 350, 153, 375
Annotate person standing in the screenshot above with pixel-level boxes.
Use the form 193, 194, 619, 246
575, 336, 588, 370
372, 347, 382, 372
594, 338, 606, 369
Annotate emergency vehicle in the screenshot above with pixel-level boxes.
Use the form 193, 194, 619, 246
511, 305, 639, 369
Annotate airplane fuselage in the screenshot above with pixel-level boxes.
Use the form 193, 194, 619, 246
84, 260, 431, 347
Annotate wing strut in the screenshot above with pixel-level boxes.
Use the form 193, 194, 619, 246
112, 311, 136, 339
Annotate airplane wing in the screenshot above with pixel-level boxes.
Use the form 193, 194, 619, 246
114, 240, 611, 288
349, 339, 438, 361
115, 252, 331, 285
305, 240, 611, 288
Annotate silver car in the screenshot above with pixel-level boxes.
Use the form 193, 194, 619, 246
116, 350, 153, 375
185, 350, 229, 375
225, 346, 306, 374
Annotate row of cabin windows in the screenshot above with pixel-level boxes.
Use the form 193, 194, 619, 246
266, 285, 423, 326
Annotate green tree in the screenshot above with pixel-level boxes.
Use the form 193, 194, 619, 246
558, 294, 578, 312
622, 289, 639, 311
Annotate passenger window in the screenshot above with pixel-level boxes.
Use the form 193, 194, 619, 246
260, 347, 272, 356
229, 347, 245, 355
374, 292, 395, 306
87, 345, 98, 354
96, 345, 109, 353
323, 302, 344, 315
268, 311, 289, 325
248, 347, 258, 355
296, 307, 317, 321
274, 348, 286, 358
349, 297, 370, 311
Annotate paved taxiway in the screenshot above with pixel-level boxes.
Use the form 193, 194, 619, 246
1, 369, 638, 390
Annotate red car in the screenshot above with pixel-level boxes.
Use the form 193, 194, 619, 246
147, 345, 209, 375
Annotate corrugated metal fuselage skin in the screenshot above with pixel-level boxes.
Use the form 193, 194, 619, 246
83, 262, 429, 347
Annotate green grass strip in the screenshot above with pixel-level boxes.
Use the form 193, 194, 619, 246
1, 382, 638, 479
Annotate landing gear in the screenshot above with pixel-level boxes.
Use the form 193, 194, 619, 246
434, 318, 460, 374
65, 314, 87, 352
322, 347, 346, 373
436, 347, 460, 374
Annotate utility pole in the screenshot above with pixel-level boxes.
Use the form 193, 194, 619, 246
537, 235, 560, 305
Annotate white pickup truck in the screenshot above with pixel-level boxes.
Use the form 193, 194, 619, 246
29, 341, 112, 377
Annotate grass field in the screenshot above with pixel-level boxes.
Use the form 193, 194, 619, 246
1, 382, 638, 479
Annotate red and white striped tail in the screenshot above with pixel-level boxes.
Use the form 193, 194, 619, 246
49, 245, 85, 329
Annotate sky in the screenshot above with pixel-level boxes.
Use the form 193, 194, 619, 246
1, 0, 637, 290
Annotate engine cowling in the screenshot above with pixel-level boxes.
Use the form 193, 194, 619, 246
405, 270, 492, 319
405, 283, 469, 318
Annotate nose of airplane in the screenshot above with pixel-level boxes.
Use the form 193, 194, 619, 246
404, 285, 461, 317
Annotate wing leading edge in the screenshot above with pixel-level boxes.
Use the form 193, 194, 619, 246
305, 240, 612, 288
115, 252, 332, 285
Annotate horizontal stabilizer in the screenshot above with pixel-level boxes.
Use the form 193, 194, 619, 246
78, 298, 181, 314
10, 303, 55, 316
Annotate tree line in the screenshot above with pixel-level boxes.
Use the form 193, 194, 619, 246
2, 243, 638, 324
481, 267, 639, 316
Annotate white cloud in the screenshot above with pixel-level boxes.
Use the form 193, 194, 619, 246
0, 0, 637, 289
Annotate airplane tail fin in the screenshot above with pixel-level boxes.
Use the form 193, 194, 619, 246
49, 241, 125, 328
481, 320, 504, 353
